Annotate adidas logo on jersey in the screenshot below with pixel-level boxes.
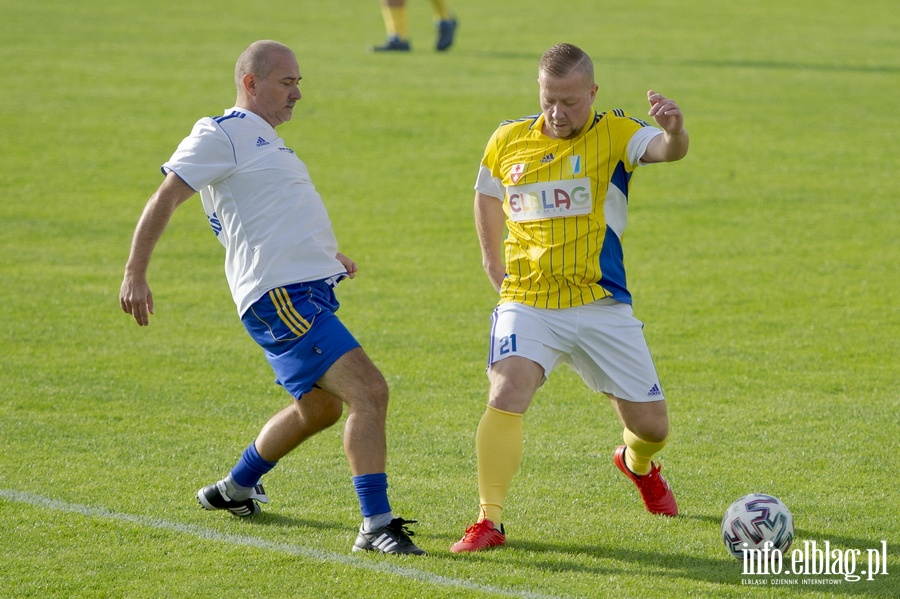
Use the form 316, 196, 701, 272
648, 384, 662, 397
256, 137, 270, 147
540, 153, 555, 163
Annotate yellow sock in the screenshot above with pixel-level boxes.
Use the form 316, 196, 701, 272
428, 0, 451, 20
381, 5, 408, 39
476, 405, 523, 524
623, 428, 666, 476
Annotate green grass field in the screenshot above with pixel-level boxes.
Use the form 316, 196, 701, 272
1, 0, 898, 597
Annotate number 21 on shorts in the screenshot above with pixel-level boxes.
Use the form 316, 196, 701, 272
498, 334, 517, 355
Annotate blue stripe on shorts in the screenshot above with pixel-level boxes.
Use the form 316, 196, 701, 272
241, 280, 360, 399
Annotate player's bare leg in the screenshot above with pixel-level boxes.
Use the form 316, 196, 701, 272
317, 347, 425, 554
608, 396, 669, 444
317, 347, 389, 475
255, 388, 344, 462
487, 356, 544, 414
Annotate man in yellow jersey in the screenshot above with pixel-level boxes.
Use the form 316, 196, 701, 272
371, 0, 457, 52
451, 43, 689, 553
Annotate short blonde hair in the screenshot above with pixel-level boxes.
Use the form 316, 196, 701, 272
539, 43, 594, 83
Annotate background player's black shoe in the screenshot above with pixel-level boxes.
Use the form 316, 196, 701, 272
436, 17, 457, 51
197, 480, 268, 517
372, 36, 411, 52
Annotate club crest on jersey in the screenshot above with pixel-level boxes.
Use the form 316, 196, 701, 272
566, 155, 583, 176
510, 163, 526, 184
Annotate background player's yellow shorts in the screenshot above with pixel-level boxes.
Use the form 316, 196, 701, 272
487, 299, 665, 402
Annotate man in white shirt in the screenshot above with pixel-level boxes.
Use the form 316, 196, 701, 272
119, 40, 424, 555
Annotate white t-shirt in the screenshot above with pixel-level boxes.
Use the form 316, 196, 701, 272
163, 108, 344, 316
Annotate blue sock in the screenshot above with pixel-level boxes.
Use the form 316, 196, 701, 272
230, 442, 278, 489
352, 473, 392, 524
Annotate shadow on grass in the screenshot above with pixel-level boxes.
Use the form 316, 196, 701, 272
246, 511, 350, 533
438, 513, 894, 597
686, 513, 893, 556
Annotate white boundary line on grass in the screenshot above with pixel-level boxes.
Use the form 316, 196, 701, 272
1, 489, 568, 599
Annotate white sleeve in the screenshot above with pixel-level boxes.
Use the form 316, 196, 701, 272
161, 119, 237, 190
627, 126, 664, 167
474, 165, 505, 200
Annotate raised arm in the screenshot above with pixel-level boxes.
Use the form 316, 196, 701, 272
474, 191, 507, 293
119, 171, 196, 326
641, 89, 690, 164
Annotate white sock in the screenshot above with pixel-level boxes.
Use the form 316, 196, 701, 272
223, 474, 253, 501
363, 512, 394, 532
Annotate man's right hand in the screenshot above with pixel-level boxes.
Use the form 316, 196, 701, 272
120, 273, 154, 326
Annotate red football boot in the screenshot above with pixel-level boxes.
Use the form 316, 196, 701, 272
614, 445, 678, 516
450, 519, 507, 553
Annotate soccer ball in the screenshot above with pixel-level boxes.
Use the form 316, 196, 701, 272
721, 493, 794, 559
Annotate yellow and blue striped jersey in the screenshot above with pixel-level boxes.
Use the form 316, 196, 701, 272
475, 110, 661, 308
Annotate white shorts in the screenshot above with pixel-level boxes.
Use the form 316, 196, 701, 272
487, 300, 665, 402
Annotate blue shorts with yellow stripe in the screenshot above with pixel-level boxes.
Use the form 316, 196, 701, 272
241, 279, 360, 399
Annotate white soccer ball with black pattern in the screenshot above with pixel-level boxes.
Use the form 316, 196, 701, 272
721, 493, 794, 559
